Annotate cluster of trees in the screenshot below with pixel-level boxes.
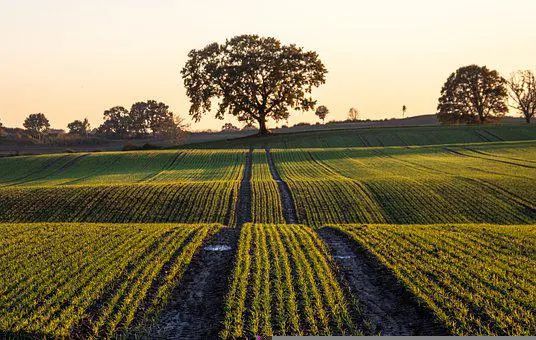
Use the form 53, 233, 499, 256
437, 65, 535, 124
95, 100, 185, 140
5, 100, 185, 143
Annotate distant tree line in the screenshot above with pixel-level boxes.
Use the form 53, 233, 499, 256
95, 100, 185, 140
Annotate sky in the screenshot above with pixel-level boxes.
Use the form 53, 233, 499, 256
1, 0, 535, 131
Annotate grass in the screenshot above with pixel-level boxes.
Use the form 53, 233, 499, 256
0, 223, 221, 338
221, 224, 360, 337
326, 224, 536, 335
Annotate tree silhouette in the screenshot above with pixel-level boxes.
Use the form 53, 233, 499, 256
507, 70, 536, 123
23, 113, 50, 138
348, 107, 359, 121
181, 35, 327, 135
315, 105, 329, 123
437, 65, 508, 124
67, 118, 90, 136
402, 105, 407, 118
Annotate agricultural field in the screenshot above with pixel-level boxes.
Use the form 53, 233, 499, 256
0, 125, 535, 337
0, 222, 222, 338
0, 150, 244, 224
326, 224, 536, 336
221, 224, 360, 337
185, 124, 536, 149
272, 140, 536, 226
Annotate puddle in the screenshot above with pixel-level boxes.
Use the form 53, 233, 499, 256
334, 255, 355, 259
204, 245, 232, 252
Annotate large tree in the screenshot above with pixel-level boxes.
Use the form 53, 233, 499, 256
181, 35, 327, 135
437, 65, 508, 124
23, 113, 50, 137
507, 70, 536, 123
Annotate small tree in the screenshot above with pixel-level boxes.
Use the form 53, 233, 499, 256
348, 107, 359, 121
129, 100, 174, 137
402, 105, 407, 118
315, 105, 329, 123
182, 34, 327, 135
507, 70, 536, 124
437, 65, 508, 124
221, 123, 240, 132
67, 118, 90, 136
23, 113, 50, 138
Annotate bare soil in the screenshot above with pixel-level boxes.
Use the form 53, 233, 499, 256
265, 148, 298, 224
318, 227, 448, 336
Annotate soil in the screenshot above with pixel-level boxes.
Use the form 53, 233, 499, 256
265, 148, 298, 224
318, 228, 448, 336
149, 227, 239, 339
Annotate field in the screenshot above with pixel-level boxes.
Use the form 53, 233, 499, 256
0, 223, 221, 338
221, 224, 359, 337
0, 124, 535, 337
326, 224, 536, 335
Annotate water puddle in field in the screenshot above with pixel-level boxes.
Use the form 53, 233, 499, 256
204, 245, 232, 252
334, 255, 356, 259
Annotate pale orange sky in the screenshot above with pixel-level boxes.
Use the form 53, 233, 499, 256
1, 0, 535, 131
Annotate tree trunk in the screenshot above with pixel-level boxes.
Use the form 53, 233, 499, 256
258, 118, 269, 135
526, 114, 532, 124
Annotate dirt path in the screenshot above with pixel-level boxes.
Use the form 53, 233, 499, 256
149, 227, 239, 339
265, 148, 298, 224
318, 228, 447, 336
235, 148, 253, 227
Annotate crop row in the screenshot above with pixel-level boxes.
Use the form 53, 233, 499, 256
0, 149, 246, 187
327, 224, 536, 335
271, 144, 536, 226
0, 182, 240, 224
221, 224, 359, 337
0, 223, 221, 337
250, 151, 285, 224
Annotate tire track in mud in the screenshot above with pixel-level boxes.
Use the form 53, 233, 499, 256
147, 228, 239, 340
265, 148, 298, 224
318, 227, 448, 336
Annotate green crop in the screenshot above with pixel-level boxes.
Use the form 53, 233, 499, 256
0, 223, 221, 338
221, 224, 359, 337
327, 224, 536, 335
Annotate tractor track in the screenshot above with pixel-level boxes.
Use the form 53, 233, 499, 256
318, 227, 448, 336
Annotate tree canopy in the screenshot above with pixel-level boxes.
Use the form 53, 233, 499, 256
507, 70, 536, 123
437, 65, 508, 124
315, 105, 329, 122
23, 113, 50, 137
96, 101, 184, 140
67, 118, 90, 135
181, 34, 327, 135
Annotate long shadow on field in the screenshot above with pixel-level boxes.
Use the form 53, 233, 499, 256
0, 330, 56, 339
149, 227, 240, 339
318, 227, 448, 336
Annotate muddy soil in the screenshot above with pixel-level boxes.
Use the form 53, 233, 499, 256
149, 227, 239, 339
